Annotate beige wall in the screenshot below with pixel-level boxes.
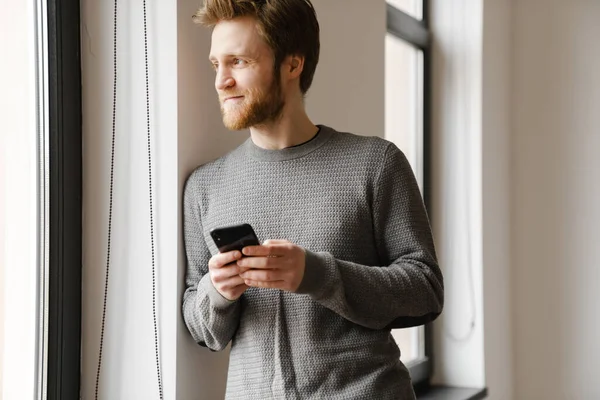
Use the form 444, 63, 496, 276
511, 0, 600, 398
176, 1, 244, 398
306, 1, 385, 136
481, 0, 514, 398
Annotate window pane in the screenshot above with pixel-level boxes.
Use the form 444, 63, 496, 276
387, 0, 423, 20
1, 1, 48, 396
391, 326, 425, 366
385, 33, 426, 365
385, 34, 424, 190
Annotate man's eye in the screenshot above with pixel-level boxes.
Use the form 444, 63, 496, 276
233, 58, 246, 66
211, 63, 218, 71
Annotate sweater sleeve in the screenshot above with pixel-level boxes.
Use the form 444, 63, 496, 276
296, 143, 444, 330
181, 172, 242, 351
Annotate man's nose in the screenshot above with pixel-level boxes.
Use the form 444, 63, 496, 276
215, 68, 235, 91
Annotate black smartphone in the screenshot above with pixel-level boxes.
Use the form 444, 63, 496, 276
209, 223, 260, 253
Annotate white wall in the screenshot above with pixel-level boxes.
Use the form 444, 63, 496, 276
511, 1, 600, 399
432, 1, 600, 398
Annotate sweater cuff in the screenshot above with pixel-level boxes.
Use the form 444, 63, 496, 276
296, 250, 334, 298
199, 273, 239, 310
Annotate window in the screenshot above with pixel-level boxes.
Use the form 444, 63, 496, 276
387, 0, 424, 20
385, 0, 433, 388
385, 34, 424, 189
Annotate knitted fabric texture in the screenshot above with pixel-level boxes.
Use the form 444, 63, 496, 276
182, 125, 444, 399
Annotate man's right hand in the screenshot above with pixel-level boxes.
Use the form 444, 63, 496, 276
208, 250, 249, 301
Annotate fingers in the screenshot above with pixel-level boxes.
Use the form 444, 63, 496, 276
236, 255, 279, 269
215, 274, 247, 289
239, 268, 283, 282
209, 261, 248, 301
224, 239, 302, 293
209, 250, 242, 270
211, 263, 245, 282
215, 278, 248, 301
242, 242, 290, 257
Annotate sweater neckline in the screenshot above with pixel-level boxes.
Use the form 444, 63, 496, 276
243, 124, 334, 162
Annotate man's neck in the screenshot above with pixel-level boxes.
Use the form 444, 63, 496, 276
249, 106, 318, 150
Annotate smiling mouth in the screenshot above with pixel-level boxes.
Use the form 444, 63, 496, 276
224, 96, 244, 102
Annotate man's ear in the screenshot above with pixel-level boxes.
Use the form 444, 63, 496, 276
286, 54, 305, 78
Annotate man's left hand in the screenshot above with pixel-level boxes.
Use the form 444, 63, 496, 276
237, 239, 306, 292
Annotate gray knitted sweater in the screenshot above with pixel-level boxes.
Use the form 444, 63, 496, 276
182, 125, 444, 400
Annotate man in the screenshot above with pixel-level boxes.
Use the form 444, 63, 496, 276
182, 0, 444, 399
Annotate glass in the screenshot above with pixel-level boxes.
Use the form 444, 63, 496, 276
387, 0, 423, 20
391, 326, 425, 366
385, 33, 424, 191
385, 33, 426, 366
0, 0, 49, 397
